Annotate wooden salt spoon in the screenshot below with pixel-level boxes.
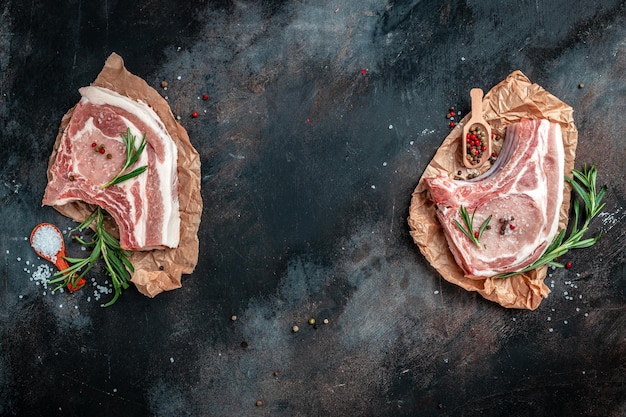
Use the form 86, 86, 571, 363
462, 88, 492, 169
30, 223, 85, 292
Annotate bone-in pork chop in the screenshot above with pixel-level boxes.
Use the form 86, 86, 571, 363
423, 118, 564, 278
43, 86, 180, 251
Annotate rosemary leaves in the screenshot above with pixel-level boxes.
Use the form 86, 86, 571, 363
101, 128, 148, 188
51, 207, 133, 307
497, 164, 606, 278
453, 205, 492, 248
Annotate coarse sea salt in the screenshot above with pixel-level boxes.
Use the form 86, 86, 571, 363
29, 263, 53, 291
32, 225, 63, 261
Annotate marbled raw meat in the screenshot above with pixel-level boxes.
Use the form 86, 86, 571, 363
423, 118, 564, 278
43, 86, 180, 251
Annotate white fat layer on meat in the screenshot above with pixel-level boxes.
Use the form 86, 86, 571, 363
79, 86, 180, 248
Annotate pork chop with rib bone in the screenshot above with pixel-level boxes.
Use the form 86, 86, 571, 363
43, 86, 180, 251
423, 118, 564, 278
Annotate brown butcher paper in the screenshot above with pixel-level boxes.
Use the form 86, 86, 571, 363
46, 53, 202, 299
407, 70, 577, 310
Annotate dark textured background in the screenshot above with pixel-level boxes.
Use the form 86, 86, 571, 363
1, 1, 625, 416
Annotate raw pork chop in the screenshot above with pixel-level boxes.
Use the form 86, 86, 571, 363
43, 86, 180, 251
423, 118, 564, 278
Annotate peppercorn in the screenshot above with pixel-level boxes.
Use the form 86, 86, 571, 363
292, 325, 299, 333
161, 81, 168, 88
106, 153, 112, 159
191, 111, 198, 118
565, 261, 572, 268
255, 400, 263, 407
308, 318, 316, 325
202, 93, 209, 100
240, 341, 248, 349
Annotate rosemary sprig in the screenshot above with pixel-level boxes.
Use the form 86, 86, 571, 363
50, 206, 133, 307
497, 164, 606, 278
453, 205, 492, 247
100, 128, 148, 188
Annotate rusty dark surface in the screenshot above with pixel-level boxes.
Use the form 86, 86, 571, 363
1, 1, 625, 416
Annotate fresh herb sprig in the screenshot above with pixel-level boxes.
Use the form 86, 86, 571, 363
453, 205, 492, 248
50, 206, 134, 307
497, 164, 606, 278
101, 128, 148, 188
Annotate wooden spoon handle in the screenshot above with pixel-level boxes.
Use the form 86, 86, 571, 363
470, 88, 484, 120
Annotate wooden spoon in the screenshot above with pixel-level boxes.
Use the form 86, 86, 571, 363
30, 223, 85, 292
462, 88, 492, 169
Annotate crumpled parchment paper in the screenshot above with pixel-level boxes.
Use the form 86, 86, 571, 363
46, 53, 202, 298
407, 70, 577, 310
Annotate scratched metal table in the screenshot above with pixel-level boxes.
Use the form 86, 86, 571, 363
1, 1, 625, 416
